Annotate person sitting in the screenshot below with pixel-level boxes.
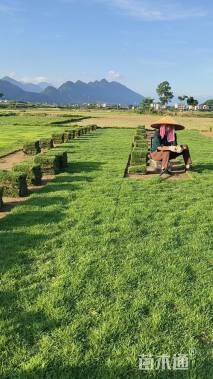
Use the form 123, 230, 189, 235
150, 117, 192, 176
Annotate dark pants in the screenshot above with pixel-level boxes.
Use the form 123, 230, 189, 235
150, 145, 192, 169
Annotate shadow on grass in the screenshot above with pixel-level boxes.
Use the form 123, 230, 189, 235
2, 362, 213, 379
51, 116, 91, 125
192, 163, 213, 173
0, 161, 103, 274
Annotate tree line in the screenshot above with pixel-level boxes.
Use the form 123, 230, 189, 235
140, 81, 199, 112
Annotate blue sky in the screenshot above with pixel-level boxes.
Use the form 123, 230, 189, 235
0, 0, 213, 99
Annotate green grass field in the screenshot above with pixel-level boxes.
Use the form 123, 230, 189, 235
0, 109, 213, 156
0, 125, 212, 378
0, 113, 86, 156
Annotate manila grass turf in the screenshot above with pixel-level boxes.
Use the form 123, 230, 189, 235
0, 114, 84, 156
13, 162, 43, 186
0, 128, 213, 378
0, 170, 28, 197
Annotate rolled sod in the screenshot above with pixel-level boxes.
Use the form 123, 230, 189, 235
75, 128, 82, 137
34, 154, 61, 175
134, 141, 148, 149
23, 141, 40, 155
134, 135, 146, 143
46, 150, 68, 170
39, 138, 54, 150
64, 129, 76, 139
0, 171, 28, 197
130, 148, 147, 165
13, 162, 43, 186
63, 131, 72, 142
0, 186, 3, 209
52, 133, 64, 144
136, 125, 146, 131
128, 164, 147, 174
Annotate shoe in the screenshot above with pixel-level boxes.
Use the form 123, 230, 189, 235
185, 165, 192, 172
160, 168, 170, 176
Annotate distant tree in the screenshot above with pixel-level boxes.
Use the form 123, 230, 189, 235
0, 93, 3, 99
178, 95, 188, 103
187, 96, 198, 107
204, 99, 213, 107
156, 81, 174, 106
140, 97, 154, 112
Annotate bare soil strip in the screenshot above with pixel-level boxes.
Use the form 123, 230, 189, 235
202, 131, 213, 138
0, 150, 33, 170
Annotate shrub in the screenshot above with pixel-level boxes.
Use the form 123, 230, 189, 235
52, 133, 64, 144
13, 162, 42, 186
34, 154, 61, 175
39, 138, 54, 150
0, 170, 28, 197
128, 164, 147, 174
0, 186, 3, 209
23, 141, 40, 155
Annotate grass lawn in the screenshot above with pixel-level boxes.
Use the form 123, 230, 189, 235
0, 127, 212, 378
0, 113, 87, 156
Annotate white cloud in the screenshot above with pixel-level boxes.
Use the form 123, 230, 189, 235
21, 76, 48, 84
107, 70, 122, 81
96, 0, 206, 21
7, 73, 49, 84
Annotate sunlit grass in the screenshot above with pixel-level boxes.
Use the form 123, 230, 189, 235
0, 127, 212, 378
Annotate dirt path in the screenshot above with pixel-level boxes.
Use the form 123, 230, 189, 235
0, 150, 33, 170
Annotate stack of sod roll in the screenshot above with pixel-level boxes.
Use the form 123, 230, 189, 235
23, 141, 40, 155
13, 162, 42, 186
89, 124, 97, 131
0, 170, 28, 197
128, 125, 148, 174
63, 130, 72, 142
34, 149, 68, 175
39, 138, 54, 151
34, 154, 61, 175
46, 149, 68, 170
52, 133, 64, 145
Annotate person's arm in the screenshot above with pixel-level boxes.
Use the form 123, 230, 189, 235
157, 146, 172, 151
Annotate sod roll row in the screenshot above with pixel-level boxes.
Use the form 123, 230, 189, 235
128, 125, 148, 174
22, 124, 97, 156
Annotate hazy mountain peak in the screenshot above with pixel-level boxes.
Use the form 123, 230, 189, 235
0, 77, 144, 105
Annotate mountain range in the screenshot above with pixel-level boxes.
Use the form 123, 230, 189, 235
0, 77, 144, 105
